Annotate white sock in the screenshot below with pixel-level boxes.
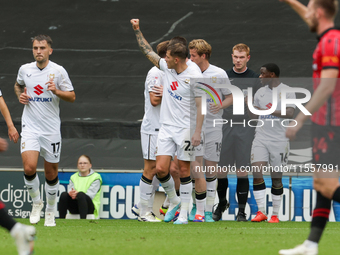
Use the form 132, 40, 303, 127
191, 181, 196, 206
148, 176, 160, 211
253, 189, 266, 214
206, 178, 217, 212
152, 176, 160, 191
179, 181, 192, 220
24, 175, 41, 203
162, 196, 170, 208
272, 194, 282, 216
10, 223, 21, 237
304, 240, 318, 249
195, 191, 206, 216
159, 175, 180, 209
139, 177, 153, 217
45, 180, 59, 213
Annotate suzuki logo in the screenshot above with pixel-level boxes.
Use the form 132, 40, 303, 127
34, 85, 44, 95
170, 81, 179, 91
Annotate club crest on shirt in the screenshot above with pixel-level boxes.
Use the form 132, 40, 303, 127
185, 79, 190, 84
48, 73, 55, 81
212, 77, 217, 83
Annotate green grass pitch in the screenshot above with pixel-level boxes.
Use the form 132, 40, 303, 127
1, 219, 340, 254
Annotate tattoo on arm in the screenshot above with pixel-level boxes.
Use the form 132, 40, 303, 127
14, 82, 24, 99
135, 29, 160, 68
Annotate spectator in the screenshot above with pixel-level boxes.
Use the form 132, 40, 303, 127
58, 155, 102, 219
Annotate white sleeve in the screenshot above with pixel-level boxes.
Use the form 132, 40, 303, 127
286, 92, 296, 108
219, 71, 231, 95
146, 70, 162, 93
68, 179, 75, 192
159, 58, 167, 72
0, 89, 2, 97
58, 67, 74, 91
192, 75, 205, 98
253, 91, 260, 108
16, 66, 25, 85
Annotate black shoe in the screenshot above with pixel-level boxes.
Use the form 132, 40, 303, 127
236, 211, 247, 222
212, 201, 230, 221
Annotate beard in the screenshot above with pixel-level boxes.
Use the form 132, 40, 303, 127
309, 16, 318, 33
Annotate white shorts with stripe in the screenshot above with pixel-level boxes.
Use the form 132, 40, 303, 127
141, 132, 158, 161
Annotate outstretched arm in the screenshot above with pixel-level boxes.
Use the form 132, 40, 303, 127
130, 19, 161, 68
279, 0, 310, 26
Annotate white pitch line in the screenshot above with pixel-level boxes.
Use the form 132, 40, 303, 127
150, 12, 193, 45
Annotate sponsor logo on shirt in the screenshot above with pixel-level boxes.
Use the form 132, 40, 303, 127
322, 56, 339, 64
260, 103, 279, 119
167, 89, 182, 101
170, 81, 179, 90
260, 115, 279, 119
34, 85, 44, 95
266, 103, 272, 109
29, 97, 52, 102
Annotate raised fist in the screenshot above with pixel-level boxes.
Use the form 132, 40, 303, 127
130, 19, 140, 30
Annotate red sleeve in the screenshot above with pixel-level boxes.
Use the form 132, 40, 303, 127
321, 34, 340, 69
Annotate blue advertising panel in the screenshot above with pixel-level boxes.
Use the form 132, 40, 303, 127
1, 171, 339, 221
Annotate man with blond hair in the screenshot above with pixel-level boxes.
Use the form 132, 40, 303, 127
188, 39, 232, 222
214, 43, 262, 222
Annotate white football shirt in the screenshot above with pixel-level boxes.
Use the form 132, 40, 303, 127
187, 59, 201, 73
253, 83, 296, 141
0, 89, 2, 97
159, 58, 204, 128
141, 66, 164, 135
202, 64, 231, 132
17, 61, 74, 135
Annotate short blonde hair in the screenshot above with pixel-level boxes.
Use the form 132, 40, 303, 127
232, 43, 250, 56
188, 39, 212, 60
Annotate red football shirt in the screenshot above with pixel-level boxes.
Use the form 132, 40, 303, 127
312, 28, 340, 126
